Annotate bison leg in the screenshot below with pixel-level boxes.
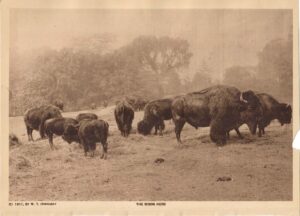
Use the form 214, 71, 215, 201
154, 124, 158, 135
262, 128, 265, 135
48, 133, 55, 150
101, 142, 108, 159
210, 119, 226, 146
158, 120, 165, 136
26, 126, 33, 142
174, 119, 185, 143
226, 131, 230, 139
39, 121, 46, 139
235, 128, 244, 139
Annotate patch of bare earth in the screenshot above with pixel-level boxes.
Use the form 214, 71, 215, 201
9, 107, 292, 201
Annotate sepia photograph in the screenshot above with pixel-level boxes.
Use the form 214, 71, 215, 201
7, 8, 294, 203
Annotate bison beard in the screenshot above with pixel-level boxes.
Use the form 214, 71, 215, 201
137, 98, 172, 136
62, 119, 109, 159
114, 101, 134, 137
24, 105, 62, 141
172, 85, 259, 145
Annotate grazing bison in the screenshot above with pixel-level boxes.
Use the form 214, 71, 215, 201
24, 105, 62, 141
137, 98, 173, 136
75, 113, 98, 122
62, 119, 109, 158
256, 93, 292, 137
171, 85, 259, 145
44, 117, 78, 149
114, 101, 134, 137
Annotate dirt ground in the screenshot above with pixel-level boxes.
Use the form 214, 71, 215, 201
9, 106, 292, 201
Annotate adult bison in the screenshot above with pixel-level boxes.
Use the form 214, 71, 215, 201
256, 93, 292, 137
114, 101, 134, 137
24, 105, 62, 141
75, 113, 98, 122
137, 98, 173, 136
44, 117, 78, 149
171, 85, 259, 145
226, 99, 263, 139
62, 119, 109, 158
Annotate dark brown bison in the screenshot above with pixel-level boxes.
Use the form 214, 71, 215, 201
44, 117, 78, 149
62, 119, 109, 158
137, 98, 173, 136
171, 85, 259, 145
75, 113, 98, 122
256, 93, 292, 137
24, 105, 62, 141
226, 99, 263, 139
114, 101, 134, 137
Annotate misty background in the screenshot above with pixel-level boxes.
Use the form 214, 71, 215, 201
9, 9, 292, 115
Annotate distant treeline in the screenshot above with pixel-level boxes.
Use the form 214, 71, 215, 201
9, 34, 292, 116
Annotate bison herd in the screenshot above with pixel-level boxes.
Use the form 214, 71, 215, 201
23, 85, 292, 159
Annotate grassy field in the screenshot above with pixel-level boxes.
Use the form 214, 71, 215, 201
9, 106, 292, 201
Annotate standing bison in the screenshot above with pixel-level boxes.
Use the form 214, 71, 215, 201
171, 85, 259, 145
114, 101, 134, 137
137, 98, 173, 136
62, 119, 109, 158
226, 97, 263, 139
256, 93, 292, 137
24, 105, 62, 141
75, 113, 98, 122
44, 117, 78, 149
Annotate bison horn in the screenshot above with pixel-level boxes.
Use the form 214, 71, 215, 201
240, 93, 248, 103
286, 104, 290, 108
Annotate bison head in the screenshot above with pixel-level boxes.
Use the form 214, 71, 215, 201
137, 120, 153, 135
240, 90, 260, 110
62, 124, 80, 144
278, 103, 292, 125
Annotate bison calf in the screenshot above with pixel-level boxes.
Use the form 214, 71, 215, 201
137, 98, 173, 136
44, 117, 78, 149
63, 119, 109, 159
114, 101, 134, 137
24, 105, 62, 141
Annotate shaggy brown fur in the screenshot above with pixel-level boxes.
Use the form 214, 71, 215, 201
171, 85, 259, 145
24, 105, 62, 141
137, 98, 173, 136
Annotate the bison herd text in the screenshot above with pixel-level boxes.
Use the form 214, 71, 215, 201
23, 85, 292, 158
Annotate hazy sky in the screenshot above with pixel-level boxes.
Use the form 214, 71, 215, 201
10, 9, 292, 79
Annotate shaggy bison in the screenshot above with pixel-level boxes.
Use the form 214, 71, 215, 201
114, 101, 134, 137
62, 119, 109, 158
256, 93, 292, 137
137, 98, 173, 136
226, 100, 263, 139
75, 113, 98, 122
24, 105, 62, 141
44, 117, 78, 149
171, 85, 259, 145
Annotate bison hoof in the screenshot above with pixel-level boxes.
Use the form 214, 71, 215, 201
101, 154, 107, 159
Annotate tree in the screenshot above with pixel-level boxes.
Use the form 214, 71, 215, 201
223, 66, 257, 91
124, 35, 193, 95
257, 36, 292, 100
